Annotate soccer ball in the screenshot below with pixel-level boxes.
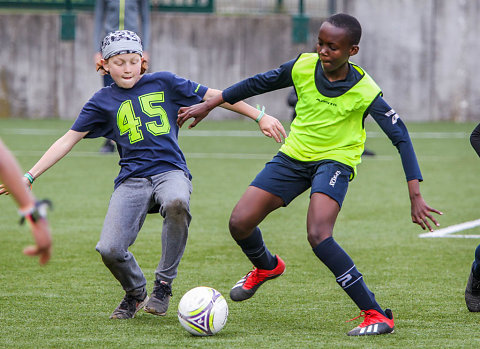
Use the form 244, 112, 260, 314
177, 286, 228, 336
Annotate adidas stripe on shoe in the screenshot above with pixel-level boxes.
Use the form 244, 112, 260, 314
347, 309, 395, 336
230, 255, 285, 302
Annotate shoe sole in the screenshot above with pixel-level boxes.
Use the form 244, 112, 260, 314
347, 325, 395, 336
144, 307, 167, 316
347, 329, 395, 336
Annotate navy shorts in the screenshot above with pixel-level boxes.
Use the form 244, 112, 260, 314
250, 152, 353, 207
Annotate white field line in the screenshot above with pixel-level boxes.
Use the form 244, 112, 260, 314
368, 131, 469, 139
10, 150, 450, 162
419, 219, 480, 239
6, 128, 477, 239
0, 128, 63, 135
4, 129, 469, 161
11, 150, 273, 160
0, 129, 471, 138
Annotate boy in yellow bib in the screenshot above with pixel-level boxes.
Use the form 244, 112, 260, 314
178, 13, 442, 336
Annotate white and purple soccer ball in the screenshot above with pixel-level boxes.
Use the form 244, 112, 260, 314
177, 286, 228, 336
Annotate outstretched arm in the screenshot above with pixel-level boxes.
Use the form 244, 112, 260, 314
0, 139, 36, 208
177, 91, 223, 129
0, 129, 88, 196
26, 129, 88, 181
369, 96, 442, 231
177, 88, 287, 143
0, 139, 52, 264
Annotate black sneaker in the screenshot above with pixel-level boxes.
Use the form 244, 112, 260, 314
110, 291, 148, 319
144, 280, 172, 316
465, 263, 480, 312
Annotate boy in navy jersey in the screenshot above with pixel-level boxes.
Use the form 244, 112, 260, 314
178, 14, 442, 335
465, 123, 480, 312
19, 30, 286, 320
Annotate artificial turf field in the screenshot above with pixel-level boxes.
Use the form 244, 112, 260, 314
0, 118, 479, 348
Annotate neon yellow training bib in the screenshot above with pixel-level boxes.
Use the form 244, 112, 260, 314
279, 53, 381, 178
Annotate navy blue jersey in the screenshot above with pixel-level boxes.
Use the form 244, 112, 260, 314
72, 72, 208, 188
222, 56, 422, 182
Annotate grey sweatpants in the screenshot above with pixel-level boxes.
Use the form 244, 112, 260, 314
96, 170, 192, 294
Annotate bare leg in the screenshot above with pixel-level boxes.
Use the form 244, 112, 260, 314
229, 186, 284, 240
306, 192, 340, 247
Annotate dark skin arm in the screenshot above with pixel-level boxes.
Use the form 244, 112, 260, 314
177, 94, 224, 129
177, 92, 286, 142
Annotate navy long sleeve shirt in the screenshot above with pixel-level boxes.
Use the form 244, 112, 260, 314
222, 56, 422, 182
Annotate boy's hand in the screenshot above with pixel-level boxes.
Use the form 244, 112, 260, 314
177, 103, 211, 129
24, 217, 52, 265
20, 199, 53, 265
410, 194, 443, 232
407, 179, 443, 232
258, 114, 287, 143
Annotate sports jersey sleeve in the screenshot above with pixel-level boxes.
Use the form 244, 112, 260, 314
222, 58, 297, 104
71, 92, 114, 139
470, 123, 480, 157
169, 73, 208, 104
368, 96, 423, 182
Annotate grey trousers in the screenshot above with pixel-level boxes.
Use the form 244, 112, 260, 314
96, 170, 192, 294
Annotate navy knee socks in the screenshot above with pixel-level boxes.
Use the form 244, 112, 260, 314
235, 227, 277, 270
313, 236, 385, 315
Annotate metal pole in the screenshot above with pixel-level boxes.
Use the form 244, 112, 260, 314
276, 0, 285, 13
61, 0, 75, 40
292, 0, 309, 44
328, 0, 337, 15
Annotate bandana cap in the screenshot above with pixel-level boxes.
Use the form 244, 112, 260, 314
101, 30, 143, 60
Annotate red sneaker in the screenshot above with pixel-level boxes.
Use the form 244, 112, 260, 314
347, 309, 395, 336
230, 255, 286, 301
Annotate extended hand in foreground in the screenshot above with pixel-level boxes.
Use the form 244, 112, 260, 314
19, 200, 53, 265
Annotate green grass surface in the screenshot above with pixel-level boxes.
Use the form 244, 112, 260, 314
0, 118, 479, 348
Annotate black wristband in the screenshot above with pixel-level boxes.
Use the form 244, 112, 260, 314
19, 199, 52, 225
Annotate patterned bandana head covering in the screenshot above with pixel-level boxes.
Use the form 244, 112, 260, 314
101, 30, 143, 60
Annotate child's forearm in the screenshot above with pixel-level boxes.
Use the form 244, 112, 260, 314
407, 179, 421, 200
204, 88, 263, 121
202, 88, 260, 120
220, 100, 264, 122
29, 130, 86, 179
0, 139, 35, 210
